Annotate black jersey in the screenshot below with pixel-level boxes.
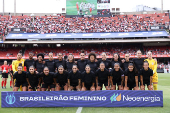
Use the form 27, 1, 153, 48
98, 59, 111, 69
66, 61, 74, 72
26, 72, 40, 86
24, 59, 35, 71
111, 60, 123, 69
139, 68, 153, 82
123, 60, 131, 71
133, 58, 145, 72
41, 72, 55, 84
13, 71, 27, 83
96, 69, 110, 82
55, 59, 66, 70
87, 60, 98, 73
45, 60, 56, 72
111, 69, 124, 82
81, 71, 95, 85
125, 69, 138, 84
68, 71, 81, 85
55, 71, 68, 84
77, 59, 87, 73
35, 61, 45, 73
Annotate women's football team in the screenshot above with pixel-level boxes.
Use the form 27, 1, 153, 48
4, 50, 157, 91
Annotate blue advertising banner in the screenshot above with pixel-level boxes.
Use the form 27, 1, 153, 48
6, 31, 169, 39
1, 91, 163, 107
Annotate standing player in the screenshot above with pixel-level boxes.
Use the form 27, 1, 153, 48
55, 53, 66, 71
110, 63, 124, 90
111, 53, 123, 69
35, 53, 45, 74
12, 52, 25, 91
66, 54, 75, 72
133, 50, 145, 83
45, 52, 56, 72
81, 65, 95, 91
123, 53, 131, 71
12, 66, 27, 91
96, 62, 110, 90
26, 66, 41, 91
77, 50, 87, 73
9, 63, 13, 88
140, 61, 153, 90
89, 7, 92, 14
68, 65, 81, 91
55, 65, 68, 91
41, 67, 56, 91
98, 52, 111, 69
1, 61, 9, 89
124, 63, 139, 90
87, 52, 98, 73
24, 52, 35, 71
76, 2, 80, 15
145, 51, 158, 90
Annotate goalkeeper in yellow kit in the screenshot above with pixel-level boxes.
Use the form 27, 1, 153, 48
12, 52, 25, 91
145, 51, 158, 90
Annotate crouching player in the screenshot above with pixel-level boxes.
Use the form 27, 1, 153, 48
81, 65, 95, 91
26, 66, 41, 91
124, 63, 139, 90
96, 62, 110, 90
140, 61, 153, 90
41, 67, 56, 91
68, 65, 81, 91
55, 65, 68, 91
110, 63, 124, 90
12, 66, 27, 91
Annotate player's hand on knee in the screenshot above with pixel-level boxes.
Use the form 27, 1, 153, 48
148, 85, 153, 90
81, 87, 86, 91
120, 86, 123, 90
135, 86, 139, 90
90, 86, 95, 91
140, 85, 145, 90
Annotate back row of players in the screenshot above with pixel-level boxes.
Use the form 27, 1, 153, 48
9, 50, 158, 91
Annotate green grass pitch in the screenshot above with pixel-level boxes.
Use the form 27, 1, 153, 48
66, 0, 97, 15
0, 73, 170, 113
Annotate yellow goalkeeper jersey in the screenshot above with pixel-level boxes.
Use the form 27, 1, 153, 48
12, 59, 25, 73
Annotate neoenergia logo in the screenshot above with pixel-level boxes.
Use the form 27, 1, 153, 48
6, 93, 16, 104
110, 93, 121, 103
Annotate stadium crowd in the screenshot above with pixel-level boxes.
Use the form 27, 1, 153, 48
1, 50, 158, 91
0, 13, 169, 36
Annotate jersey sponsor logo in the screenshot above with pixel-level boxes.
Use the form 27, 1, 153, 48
110, 93, 121, 103
5, 93, 16, 105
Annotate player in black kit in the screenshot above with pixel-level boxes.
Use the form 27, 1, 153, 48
111, 53, 123, 69
35, 53, 45, 73
12, 66, 27, 91
110, 63, 124, 90
24, 52, 35, 71
55, 65, 68, 91
68, 65, 81, 91
26, 66, 41, 91
66, 54, 75, 72
55, 53, 66, 70
81, 65, 95, 91
140, 61, 153, 90
98, 52, 111, 69
41, 67, 56, 91
124, 63, 139, 90
45, 52, 56, 72
96, 62, 110, 90
87, 52, 98, 73
122, 53, 131, 71
77, 50, 87, 73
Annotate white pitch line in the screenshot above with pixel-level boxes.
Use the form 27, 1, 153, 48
76, 107, 83, 113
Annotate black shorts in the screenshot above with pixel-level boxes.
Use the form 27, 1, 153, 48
70, 83, 78, 87
15, 81, 27, 87
113, 81, 121, 86
42, 83, 55, 88
85, 84, 92, 90
58, 83, 67, 88
29, 84, 40, 89
127, 83, 136, 90
2, 73, 8, 78
98, 81, 108, 87
141, 81, 150, 86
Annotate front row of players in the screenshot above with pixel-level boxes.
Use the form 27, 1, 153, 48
12, 61, 153, 91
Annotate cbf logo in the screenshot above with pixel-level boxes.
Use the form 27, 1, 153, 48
110, 93, 121, 103
5, 93, 16, 104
